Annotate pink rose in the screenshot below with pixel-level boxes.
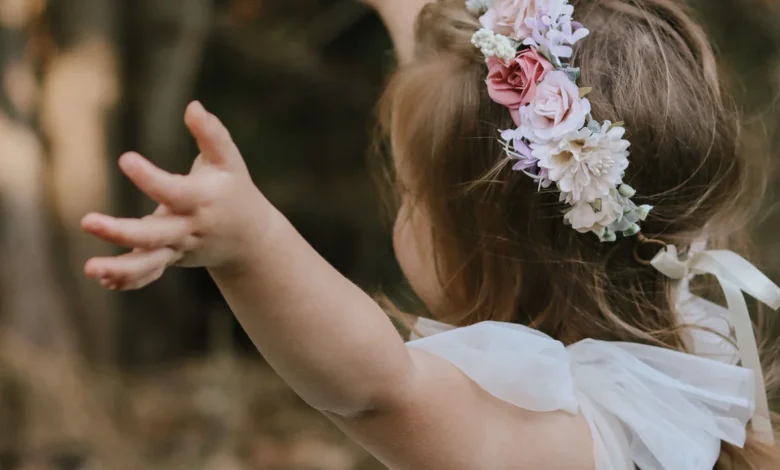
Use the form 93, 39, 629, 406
487, 48, 553, 125
519, 70, 591, 142
480, 0, 540, 40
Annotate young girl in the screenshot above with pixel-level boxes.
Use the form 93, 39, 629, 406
81, 0, 780, 468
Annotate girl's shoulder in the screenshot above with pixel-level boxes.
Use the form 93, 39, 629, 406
406, 319, 755, 470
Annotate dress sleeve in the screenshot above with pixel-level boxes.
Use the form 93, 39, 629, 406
406, 320, 756, 470
569, 340, 754, 470
406, 321, 579, 414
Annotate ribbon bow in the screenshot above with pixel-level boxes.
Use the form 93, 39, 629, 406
652, 245, 780, 444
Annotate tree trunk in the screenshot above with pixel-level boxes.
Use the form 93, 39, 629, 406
120, 0, 214, 365
0, 0, 76, 453
41, 0, 122, 367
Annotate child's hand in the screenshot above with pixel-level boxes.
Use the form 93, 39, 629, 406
82, 101, 277, 290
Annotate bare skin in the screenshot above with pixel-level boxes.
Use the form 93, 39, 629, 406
363, 0, 429, 63
82, 3, 595, 468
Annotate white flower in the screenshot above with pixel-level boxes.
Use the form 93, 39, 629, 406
518, 70, 591, 142
533, 121, 630, 203
466, 0, 494, 15
563, 196, 623, 234
471, 28, 516, 61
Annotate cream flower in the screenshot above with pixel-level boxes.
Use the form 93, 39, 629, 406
533, 122, 630, 203
518, 70, 591, 142
563, 196, 623, 234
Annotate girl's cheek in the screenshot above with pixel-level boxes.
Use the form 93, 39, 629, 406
393, 200, 443, 312
392, 203, 414, 276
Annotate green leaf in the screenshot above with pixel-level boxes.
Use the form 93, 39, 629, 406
579, 87, 593, 98
562, 67, 581, 83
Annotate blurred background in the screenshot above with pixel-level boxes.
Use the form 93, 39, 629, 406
0, 0, 778, 468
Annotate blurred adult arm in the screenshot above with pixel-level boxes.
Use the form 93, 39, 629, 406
362, 0, 434, 63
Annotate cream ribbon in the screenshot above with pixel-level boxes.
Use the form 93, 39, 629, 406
652, 245, 780, 444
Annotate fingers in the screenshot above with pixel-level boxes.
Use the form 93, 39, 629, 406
119, 152, 196, 212
151, 204, 171, 216
184, 101, 240, 167
99, 266, 164, 291
85, 248, 180, 291
81, 212, 193, 250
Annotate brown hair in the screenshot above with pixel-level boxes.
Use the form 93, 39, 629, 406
378, 0, 779, 467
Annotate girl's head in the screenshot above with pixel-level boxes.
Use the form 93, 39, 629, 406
382, 0, 767, 348
381, 0, 779, 463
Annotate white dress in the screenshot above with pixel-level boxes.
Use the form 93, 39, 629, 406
406, 319, 755, 470
402, 243, 780, 469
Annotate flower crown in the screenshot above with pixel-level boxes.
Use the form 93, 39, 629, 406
466, 0, 652, 242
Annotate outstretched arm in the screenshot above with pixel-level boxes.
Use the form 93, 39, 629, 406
363, 0, 434, 63
82, 102, 589, 469
83, 102, 411, 415
208, 210, 413, 417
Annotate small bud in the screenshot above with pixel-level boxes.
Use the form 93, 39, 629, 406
622, 223, 641, 237
636, 205, 653, 221
599, 228, 617, 243
465, 0, 493, 14
618, 184, 636, 198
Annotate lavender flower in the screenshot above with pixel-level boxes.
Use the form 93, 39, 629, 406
501, 128, 552, 187
521, 0, 589, 63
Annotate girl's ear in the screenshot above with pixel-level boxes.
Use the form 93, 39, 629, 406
369, 0, 434, 64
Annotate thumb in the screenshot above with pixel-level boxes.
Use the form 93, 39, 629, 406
184, 101, 241, 167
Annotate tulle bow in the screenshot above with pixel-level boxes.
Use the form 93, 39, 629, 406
651, 245, 780, 444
